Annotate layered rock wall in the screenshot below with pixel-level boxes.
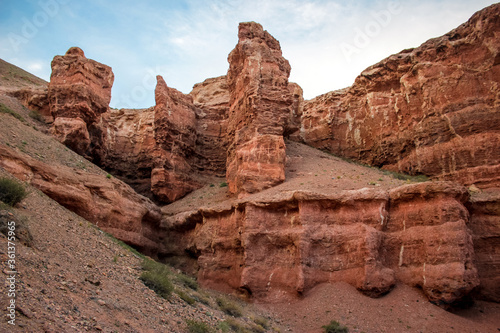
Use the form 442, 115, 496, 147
190, 76, 230, 175
163, 182, 479, 306
301, 4, 500, 189
152, 76, 201, 202
466, 189, 500, 302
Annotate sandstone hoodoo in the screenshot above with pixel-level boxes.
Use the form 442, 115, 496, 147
48, 47, 114, 159
225, 22, 295, 196
301, 3, 500, 189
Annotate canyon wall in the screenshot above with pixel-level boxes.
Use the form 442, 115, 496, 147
301, 4, 500, 189
163, 182, 478, 306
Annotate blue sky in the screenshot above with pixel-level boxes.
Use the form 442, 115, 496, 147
0, 0, 497, 108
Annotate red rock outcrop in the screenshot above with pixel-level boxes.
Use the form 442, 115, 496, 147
8, 87, 51, 122
383, 182, 478, 306
152, 75, 201, 202
163, 182, 478, 306
48, 47, 114, 157
225, 22, 295, 195
101, 107, 158, 198
190, 75, 230, 175
301, 4, 500, 189
466, 189, 500, 302
0, 145, 163, 254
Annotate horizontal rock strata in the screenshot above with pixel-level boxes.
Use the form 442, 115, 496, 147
163, 182, 479, 306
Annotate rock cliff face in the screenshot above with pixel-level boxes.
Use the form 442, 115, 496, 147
190, 75, 230, 176
101, 107, 158, 198
151, 75, 201, 202
48, 47, 114, 159
301, 4, 500, 189
225, 22, 294, 195
466, 189, 500, 302
163, 182, 478, 306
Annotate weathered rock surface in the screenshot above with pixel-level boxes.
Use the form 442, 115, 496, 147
49, 47, 114, 122
384, 182, 479, 306
190, 75, 230, 175
163, 182, 479, 306
8, 87, 51, 121
51, 117, 91, 154
48, 47, 114, 158
466, 189, 500, 302
100, 107, 158, 197
0, 145, 163, 253
152, 75, 201, 202
301, 3, 500, 189
226, 22, 295, 195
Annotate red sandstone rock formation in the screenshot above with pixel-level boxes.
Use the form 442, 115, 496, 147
301, 3, 500, 189
5, 11, 496, 308
8, 87, 51, 121
466, 189, 500, 302
48, 47, 114, 158
226, 22, 295, 195
152, 75, 201, 202
163, 182, 478, 306
190, 75, 230, 175
102, 107, 158, 198
384, 182, 478, 306
0, 145, 163, 254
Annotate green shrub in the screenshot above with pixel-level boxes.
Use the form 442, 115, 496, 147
177, 273, 198, 290
248, 323, 266, 333
322, 320, 349, 333
0, 103, 25, 122
220, 182, 228, 188
185, 319, 214, 333
216, 297, 243, 317
28, 110, 43, 122
253, 316, 269, 330
0, 177, 27, 206
139, 258, 173, 299
176, 289, 196, 305
219, 318, 245, 333
382, 170, 429, 183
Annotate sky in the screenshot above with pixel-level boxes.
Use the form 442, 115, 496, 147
0, 0, 497, 109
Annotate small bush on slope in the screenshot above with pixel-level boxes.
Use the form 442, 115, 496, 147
139, 258, 174, 299
322, 320, 349, 333
0, 177, 27, 206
